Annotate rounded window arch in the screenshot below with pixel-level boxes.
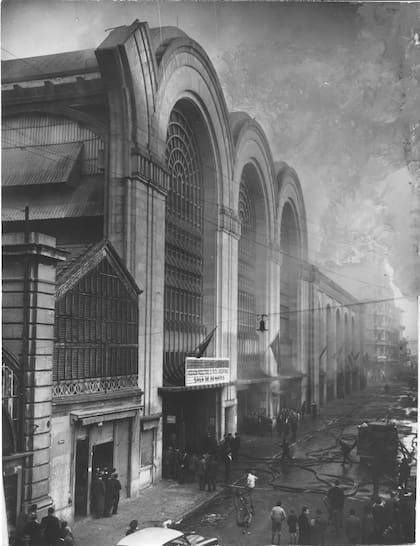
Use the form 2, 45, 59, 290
279, 201, 300, 370
163, 98, 218, 385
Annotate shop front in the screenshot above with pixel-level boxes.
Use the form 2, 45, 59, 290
69, 405, 141, 519
160, 357, 229, 454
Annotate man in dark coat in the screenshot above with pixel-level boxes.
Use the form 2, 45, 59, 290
327, 479, 345, 530
103, 471, 113, 517
23, 507, 43, 546
298, 506, 311, 545
232, 432, 241, 462
206, 455, 218, 492
371, 497, 386, 543
110, 473, 122, 515
281, 439, 293, 462
197, 455, 207, 490
311, 508, 327, 546
40, 507, 61, 546
91, 473, 105, 518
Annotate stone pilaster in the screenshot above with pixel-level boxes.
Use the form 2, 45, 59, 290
217, 206, 240, 434
2, 233, 66, 512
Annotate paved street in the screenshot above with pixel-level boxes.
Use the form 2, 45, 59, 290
72, 382, 416, 546
181, 383, 417, 545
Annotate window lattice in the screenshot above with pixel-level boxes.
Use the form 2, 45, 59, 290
164, 108, 204, 374
54, 258, 138, 381
2, 363, 20, 434
237, 176, 258, 372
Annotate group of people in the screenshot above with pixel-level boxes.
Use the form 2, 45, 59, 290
276, 407, 302, 442
90, 468, 122, 519
162, 432, 241, 489
324, 478, 415, 544
267, 501, 328, 546
22, 505, 74, 546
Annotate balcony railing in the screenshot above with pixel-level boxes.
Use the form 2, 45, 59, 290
52, 374, 139, 397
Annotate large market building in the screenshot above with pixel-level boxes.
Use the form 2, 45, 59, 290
2, 20, 365, 535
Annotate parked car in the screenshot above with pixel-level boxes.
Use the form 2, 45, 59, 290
116, 527, 219, 546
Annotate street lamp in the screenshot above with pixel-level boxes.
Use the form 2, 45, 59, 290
257, 314, 268, 332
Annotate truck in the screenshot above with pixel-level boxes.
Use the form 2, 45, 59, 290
357, 421, 399, 467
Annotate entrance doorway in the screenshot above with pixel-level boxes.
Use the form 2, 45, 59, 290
92, 441, 114, 475
74, 439, 89, 517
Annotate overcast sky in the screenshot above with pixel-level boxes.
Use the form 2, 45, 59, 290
2, 1, 418, 340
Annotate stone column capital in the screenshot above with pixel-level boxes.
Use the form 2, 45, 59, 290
219, 206, 241, 239
131, 149, 170, 195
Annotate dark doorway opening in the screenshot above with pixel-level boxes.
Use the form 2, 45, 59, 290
74, 439, 89, 517
92, 441, 114, 475
162, 390, 217, 454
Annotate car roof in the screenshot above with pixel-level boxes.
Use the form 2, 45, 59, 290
117, 527, 184, 546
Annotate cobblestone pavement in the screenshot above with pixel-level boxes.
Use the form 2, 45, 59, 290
72, 383, 416, 546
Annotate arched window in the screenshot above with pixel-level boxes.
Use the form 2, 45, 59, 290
164, 106, 205, 384
237, 174, 258, 377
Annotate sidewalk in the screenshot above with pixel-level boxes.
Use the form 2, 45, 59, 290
72, 479, 221, 546
72, 385, 409, 546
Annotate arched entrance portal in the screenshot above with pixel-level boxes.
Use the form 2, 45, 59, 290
236, 164, 270, 430
279, 202, 301, 410
161, 99, 220, 455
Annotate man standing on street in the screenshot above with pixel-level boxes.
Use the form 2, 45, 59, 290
339, 438, 357, 465
110, 472, 122, 515
232, 432, 241, 462
287, 508, 298, 545
197, 454, 207, 491
23, 506, 43, 546
270, 500, 287, 545
40, 507, 60, 546
327, 479, 345, 531
246, 470, 258, 511
206, 455, 218, 492
281, 438, 293, 462
311, 508, 328, 545
298, 506, 311, 545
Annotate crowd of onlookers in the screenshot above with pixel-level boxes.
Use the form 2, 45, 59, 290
323, 478, 416, 545
162, 432, 241, 490
20, 505, 74, 546
19, 468, 123, 546
90, 468, 122, 519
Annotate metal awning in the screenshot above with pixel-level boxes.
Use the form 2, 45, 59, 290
70, 404, 143, 426
2, 142, 83, 187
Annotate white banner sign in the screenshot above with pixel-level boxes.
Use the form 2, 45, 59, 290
185, 357, 230, 387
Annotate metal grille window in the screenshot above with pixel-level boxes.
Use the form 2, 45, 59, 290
2, 363, 20, 436
237, 177, 258, 373
54, 258, 138, 381
164, 108, 204, 381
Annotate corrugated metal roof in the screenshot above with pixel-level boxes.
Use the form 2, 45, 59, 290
2, 49, 98, 83
2, 175, 104, 221
2, 142, 82, 187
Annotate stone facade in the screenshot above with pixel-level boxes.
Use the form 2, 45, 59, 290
2, 20, 365, 532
